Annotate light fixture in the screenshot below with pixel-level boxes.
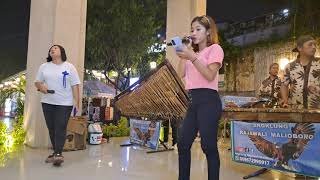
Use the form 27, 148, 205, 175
282, 9, 289, 16
150, 61, 157, 69
279, 58, 290, 70
282, 9, 289, 14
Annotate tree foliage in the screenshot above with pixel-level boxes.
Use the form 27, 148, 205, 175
289, 0, 320, 37
85, 0, 166, 90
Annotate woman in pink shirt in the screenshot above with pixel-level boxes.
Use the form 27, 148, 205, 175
175, 15, 224, 180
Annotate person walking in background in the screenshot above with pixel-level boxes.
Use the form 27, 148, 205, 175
35, 45, 81, 166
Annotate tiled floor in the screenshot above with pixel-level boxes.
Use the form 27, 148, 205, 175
0, 137, 316, 180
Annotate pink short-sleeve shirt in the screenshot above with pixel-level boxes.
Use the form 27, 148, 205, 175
184, 44, 224, 91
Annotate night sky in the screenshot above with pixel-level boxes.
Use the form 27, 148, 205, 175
207, 0, 288, 23
0, 0, 30, 81
0, 0, 287, 81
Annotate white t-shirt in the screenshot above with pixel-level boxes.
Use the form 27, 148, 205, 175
35, 61, 81, 106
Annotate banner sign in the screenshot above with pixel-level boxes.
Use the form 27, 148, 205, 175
232, 121, 320, 177
130, 119, 161, 150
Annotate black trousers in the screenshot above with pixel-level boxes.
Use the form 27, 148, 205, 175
42, 103, 73, 155
178, 89, 222, 180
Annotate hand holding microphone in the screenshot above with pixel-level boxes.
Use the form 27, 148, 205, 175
166, 36, 192, 52
37, 83, 55, 94
167, 36, 196, 62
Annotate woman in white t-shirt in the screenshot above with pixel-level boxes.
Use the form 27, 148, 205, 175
35, 45, 80, 166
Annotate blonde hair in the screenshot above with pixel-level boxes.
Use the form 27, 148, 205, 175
191, 15, 219, 52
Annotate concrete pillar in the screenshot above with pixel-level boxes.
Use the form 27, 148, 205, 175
24, 0, 87, 148
166, 0, 206, 71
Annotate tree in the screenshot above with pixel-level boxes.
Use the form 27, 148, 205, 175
289, 0, 320, 37
85, 0, 166, 91
0, 75, 26, 157
259, 0, 320, 37
219, 31, 241, 91
136, 45, 166, 78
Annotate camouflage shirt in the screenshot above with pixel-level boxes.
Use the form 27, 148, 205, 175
258, 76, 281, 102
282, 57, 320, 109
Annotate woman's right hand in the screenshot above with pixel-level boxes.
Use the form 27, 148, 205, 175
39, 83, 48, 94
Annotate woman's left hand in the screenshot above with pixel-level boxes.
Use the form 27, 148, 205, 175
75, 103, 80, 114
72, 101, 80, 116
176, 46, 197, 61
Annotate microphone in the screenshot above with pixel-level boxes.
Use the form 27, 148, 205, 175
166, 36, 191, 46
47, 90, 55, 94
38, 89, 55, 94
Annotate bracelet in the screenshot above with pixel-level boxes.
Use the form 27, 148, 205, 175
191, 57, 198, 63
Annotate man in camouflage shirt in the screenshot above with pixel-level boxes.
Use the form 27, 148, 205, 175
281, 35, 320, 109
258, 63, 282, 103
